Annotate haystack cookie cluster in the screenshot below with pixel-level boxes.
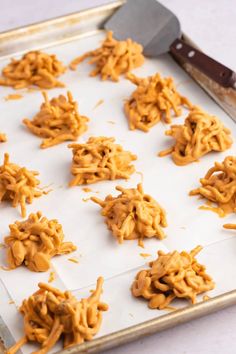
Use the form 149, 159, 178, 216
190, 156, 236, 216
69, 137, 137, 186
132, 246, 215, 309
4, 211, 77, 272
125, 72, 192, 132
91, 184, 167, 246
0, 51, 66, 89
159, 106, 232, 165
7, 278, 108, 354
70, 31, 144, 81
0, 153, 45, 217
23, 91, 89, 148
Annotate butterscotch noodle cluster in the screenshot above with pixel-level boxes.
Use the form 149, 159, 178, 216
190, 156, 236, 216
158, 106, 232, 165
0, 133, 7, 142
4, 211, 77, 272
70, 31, 144, 82
91, 183, 167, 245
0, 153, 44, 217
132, 246, 215, 309
69, 137, 137, 186
23, 91, 89, 148
0, 51, 66, 89
124, 73, 192, 132
7, 277, 108, 354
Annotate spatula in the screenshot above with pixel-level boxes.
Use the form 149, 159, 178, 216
104, 0, 236, 120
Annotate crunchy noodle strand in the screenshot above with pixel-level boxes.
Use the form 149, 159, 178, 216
125, 73, 192, 132
132, 246, 215, 309
23, 91, 89, 148
158, 106, 232, 165
70, 31, 144, 82
223, 223, 236, 230
91, 183, 167, 244
4, 211, 77, 272
6, 277, 108, 354
69, 137, 137, 186
0, 51, 66, 89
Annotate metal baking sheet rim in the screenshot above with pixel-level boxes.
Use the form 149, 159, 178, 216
0, 2, 236, 354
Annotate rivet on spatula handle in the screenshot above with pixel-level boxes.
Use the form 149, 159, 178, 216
170, 38, 236, 89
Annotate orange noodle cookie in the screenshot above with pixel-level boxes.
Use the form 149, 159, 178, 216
158, 106, 232, 165
23, 91, 89, 148
70, 31, 144, 82
0, 133, 7, 142
0, 153, 45, 217
4, 211, 77, 272
124, 72, 192, 132
6, 277, 108, 354
132, 246, 214, 309
0, 51, 66, 89
190, 156, 236, 216
91, 183, 167, 245
68, 137, 137, 186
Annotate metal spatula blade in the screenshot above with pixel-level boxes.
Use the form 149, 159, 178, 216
105, 0, 181, 57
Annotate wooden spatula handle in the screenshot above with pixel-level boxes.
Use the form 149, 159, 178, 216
170, 38, 236, 89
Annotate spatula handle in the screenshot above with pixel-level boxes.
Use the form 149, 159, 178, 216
170, 38, 236, 89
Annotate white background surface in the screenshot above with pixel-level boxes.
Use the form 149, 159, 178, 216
0, 1, 236, 354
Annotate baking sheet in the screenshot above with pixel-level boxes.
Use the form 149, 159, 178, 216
0, 31, 236, 353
